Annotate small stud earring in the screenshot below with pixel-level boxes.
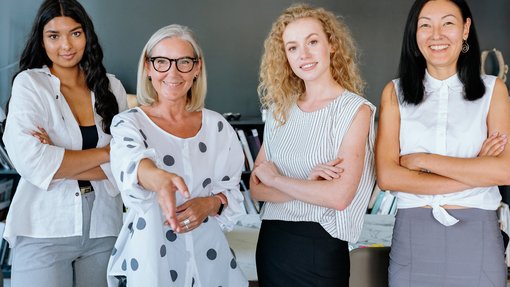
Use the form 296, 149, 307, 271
148, 76, 152, 81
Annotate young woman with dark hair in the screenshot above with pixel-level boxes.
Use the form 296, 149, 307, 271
3, 0, 127, 286
376, 0, 510, 286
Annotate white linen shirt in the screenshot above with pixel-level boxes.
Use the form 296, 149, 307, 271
394, 71, 501, 226
107, 107, 247, 287
3, 66, 128, 246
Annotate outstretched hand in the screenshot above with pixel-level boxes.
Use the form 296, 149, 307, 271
156, 172, 190, 232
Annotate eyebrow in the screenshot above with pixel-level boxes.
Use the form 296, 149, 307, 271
418, 14, 458, 21
285, 33, 319, 47
44, 25, 83, 34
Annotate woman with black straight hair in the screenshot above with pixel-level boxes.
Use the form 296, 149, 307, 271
3, 0, 127, 286
376, 0, 510, 286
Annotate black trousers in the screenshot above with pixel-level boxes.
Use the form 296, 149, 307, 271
256, 220, 350, 287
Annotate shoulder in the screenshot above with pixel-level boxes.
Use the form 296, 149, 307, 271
202, 108, 234, 133
380, 80, 400, 106
338, 91, 375, 112
13, 68, 52, 87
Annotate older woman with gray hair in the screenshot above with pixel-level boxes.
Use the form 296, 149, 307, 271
107, 24, 248, 287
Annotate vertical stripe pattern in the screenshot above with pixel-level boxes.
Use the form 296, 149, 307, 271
260, 91, 376, 242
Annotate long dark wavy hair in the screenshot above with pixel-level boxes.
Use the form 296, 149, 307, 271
398, 0, 484, 105
11, 0, 118, 133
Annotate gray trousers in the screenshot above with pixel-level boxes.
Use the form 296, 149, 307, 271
11, 192, 117, 287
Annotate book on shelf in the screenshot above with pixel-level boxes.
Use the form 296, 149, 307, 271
368, 184, 382, 209
0, 179, 13, 210
370, 190, 397, 215
246, 129, 262, 160
236, 129, 254, 170
0, 145, 13, 170
240, 180, 260, 214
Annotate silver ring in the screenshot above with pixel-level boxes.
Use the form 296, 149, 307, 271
185, 224, 189, 230
183, 219, 191, 226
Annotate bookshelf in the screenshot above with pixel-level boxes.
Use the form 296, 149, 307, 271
228, 117, 264, 214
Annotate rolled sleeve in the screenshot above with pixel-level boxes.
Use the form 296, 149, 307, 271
3, 74, 65, 191
212, 125, 246, 231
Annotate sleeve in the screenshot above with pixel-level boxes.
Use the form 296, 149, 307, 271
109, 112, 158, 213
211, 122, 247, 231
100, 75, 129, 195
3, 73, 65, 190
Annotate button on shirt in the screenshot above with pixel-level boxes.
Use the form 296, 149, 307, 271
394, 71, 500, 226
3, 66, 128, 246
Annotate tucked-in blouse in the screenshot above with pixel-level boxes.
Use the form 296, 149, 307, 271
260, 91, 376, 243
107, 107, 248, 287
3, 66, 128, 246
394, 71, 501, 226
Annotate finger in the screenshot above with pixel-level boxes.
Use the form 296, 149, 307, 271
172, 177, 190, 199
485, 136, 507, 156
162, 193, 179, 232
326, 157, 343, 166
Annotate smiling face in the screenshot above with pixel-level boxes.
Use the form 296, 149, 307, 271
146, 37, 201, 103
416, 0, 470, 76
42, 16, 86, 72
282, 17, 333, 84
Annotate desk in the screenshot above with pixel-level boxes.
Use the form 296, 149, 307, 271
225, 214, 395, 281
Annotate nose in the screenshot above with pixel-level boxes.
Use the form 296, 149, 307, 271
431, 25, 442, 40
300, 46, 311, 59
61, 36, 72, 50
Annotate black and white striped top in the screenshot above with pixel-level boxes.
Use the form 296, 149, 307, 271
260, 91, 376, 242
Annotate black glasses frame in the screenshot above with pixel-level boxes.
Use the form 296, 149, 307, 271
148, 56, 198, 73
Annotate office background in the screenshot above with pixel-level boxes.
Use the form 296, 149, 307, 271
1, 0, 509, 118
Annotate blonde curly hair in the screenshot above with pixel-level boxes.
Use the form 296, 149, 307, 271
258, 4, 364, 125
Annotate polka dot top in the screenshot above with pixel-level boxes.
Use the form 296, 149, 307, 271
107, 107, 248, 286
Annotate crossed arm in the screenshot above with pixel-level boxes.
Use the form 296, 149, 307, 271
375, 79, 510, 195
250, 104, 372, 211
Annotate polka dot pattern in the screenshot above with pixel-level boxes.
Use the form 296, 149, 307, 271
202, 178, 211, 188
139, 129, 147, 140
113, 120, 124, 127
128, 109, 138, 113
203, 217, 209, 223
126, 161, 136, 174
126, 144, 136, 149
166, 230, 177, 242
207, 248, 217, 260
120, 171, 124, 182
160, 245, 166, 257
170, 270, 178, 282
218, 121, 224, 132
111, 247, 117, 256
123, 137, 134, 142
222, 176, 230, 181
130, 258, 139, 271
230, 258, 237, 269
163, 155, 175, 166
199, 142, 207, 153
136, 217, 146, 230
121, 259, 127, 271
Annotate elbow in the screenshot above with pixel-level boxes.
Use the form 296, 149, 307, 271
331, 193, 354, 212
376, 174, 392, 191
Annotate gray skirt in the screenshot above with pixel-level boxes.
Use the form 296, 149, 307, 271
389, 207, 506, 287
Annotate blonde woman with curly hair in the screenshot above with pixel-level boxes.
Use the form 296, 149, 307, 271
250, 4, 376, 286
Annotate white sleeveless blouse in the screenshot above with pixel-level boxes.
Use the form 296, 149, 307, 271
394, 71, 501, 226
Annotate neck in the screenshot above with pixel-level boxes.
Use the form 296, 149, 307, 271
426, 65, 458, 81
302, 78, 343, 102
51, 65, 84, 87
149, 98, 189, 120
